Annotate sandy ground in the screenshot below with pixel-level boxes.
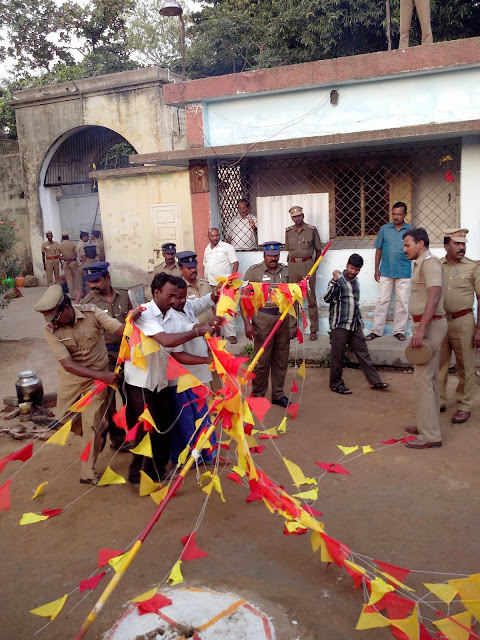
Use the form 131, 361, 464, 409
1, 293, 480, 639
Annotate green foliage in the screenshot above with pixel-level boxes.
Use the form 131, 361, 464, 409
241, 342, 254, 363
0, 218, 20, 309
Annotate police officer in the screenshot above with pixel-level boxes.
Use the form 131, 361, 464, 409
77, 231, 90, 264
402, 228, 447, 449
57, 232, 78, 297
285, 205, 322, 341
83, 261, 133, 450
439, 228, 480, 424
74, 244, 98, 302
34, 284, 127, 484
90, 230, 105, 261
243, 242, 291, 408
153, 242, 181, 277
41, 230, 60, 285
177, 251, 213, 324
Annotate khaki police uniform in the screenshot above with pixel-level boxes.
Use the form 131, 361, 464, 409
91, 237, 105, 261
186, 278, 214, 324
409, 251, 447, 443
77, 239, 88, 262
44, 304, 123, 480
244, 261, 290, 401
439, 257, 480, 413
153, 260, 181, 278
42, 239, 60, 285
285, 223, 322, 334
57, 238, 78, 296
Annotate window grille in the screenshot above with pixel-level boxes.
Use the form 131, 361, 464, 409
216, 141, 459, 249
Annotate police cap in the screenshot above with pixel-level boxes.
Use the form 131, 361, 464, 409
443, 228, 469, 243
262, 241, 281, 256
161, 242, 176, 254
83, 261, 110, 281
176, 251, 198, 268
33, 284, 64, 322
289, 206, 303, 216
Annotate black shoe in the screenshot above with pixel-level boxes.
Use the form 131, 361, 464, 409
272, 396, 290, 408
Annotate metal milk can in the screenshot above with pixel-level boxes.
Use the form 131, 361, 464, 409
15, 370, 44, 405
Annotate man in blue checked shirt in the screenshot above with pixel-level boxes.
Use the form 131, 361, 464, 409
324, 254, 389, 395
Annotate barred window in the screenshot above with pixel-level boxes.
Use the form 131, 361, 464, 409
216, 141, 459, 249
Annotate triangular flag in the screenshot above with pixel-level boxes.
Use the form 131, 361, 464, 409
130, 433, 153, 457
167, 560, 183, 585
445, 168, 455, 182
448, 573, 480, 618
180, 532, 209, 561
277, 417, 287, 434
384, 592, 415, 620
30, 594, 68, 621
131, 587, 159, 603
10, 442, 34, 463
46, 420, 72, 445
390, 605, 420, 640
337, 445, 359, 455
42, 508, 63, 518
138, 407, 157, 432
139, 470, 161, 496
356, 605, 391, 630
423, 582, 458, 604
202, 474, 225, 502
245, 396, 271, 422
137, 594, 173, 615
166, 356, 189, 380
19, 512, 49, 525
375, 559, 411, 584
433, 611, 472, 640
226, 472, 242, 485
98, 548, 123, 567
97, 467, 126, 486
344, 560, 367, 589
296, 326, 303, 343
286, 402, 299, 419
108, 552, 128, 572
112, 406, 128, 430
368, 577, 395, 606
315, 462, 350, 475
150, 487, 169, 505
80, 442, 91, 462
292, 487, 318, 500
31, 481, 48, 500
283, 457, 317, 487
284, 521, 308, 535
363, 445, 374, 454
0, 479, 12, 511
125, 422, 140, 443
291, 379, 299, 393
79, 573, 105, 593
297, 360, 306, 379
321, 533, 351, 567
177, 372, 204, 393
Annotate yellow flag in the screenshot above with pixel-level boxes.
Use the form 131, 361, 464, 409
277, 417, 287, 434
178, 444, 191, 466
367, 577, 395, 606
259, 426, 277, 437
141, 335, 160, 356
242, 401, 254, 426
202, 474, 225, 502
20, 512, 49, 525
138, 408, 158, 433
168, 560, 183, 585
448, 573, 480, 618
108, 552, 127, 573
319, 537, 333, 563
423, 582, 458, 604
46, 420, 72, 445
139, 470, 161, 496
362, 445, 374, 454
231, 465, 246, 478
311, 531, 322, 553
177, 372, 203, 393
356, 605, 391, 630
390, 605, 419, 640
377, 569, 415, 592
345, 560, 367, 576
285, 521, 307, 534
98, 466, 127, 486
283, 457, 317, 487
337, 445, 359, 455
68, 396, 90, 412
130, 587, 159, 603
30, 594, 68, 621
297, 360, 306, 379
433, 611, 471, 640
150, 487, 168, 505
130, 433, 153, 458
292, 487, 318, 500
132, 346, 147, 371
31, 481, 48, 500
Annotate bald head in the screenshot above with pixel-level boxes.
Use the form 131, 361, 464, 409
208, 227, 220, 247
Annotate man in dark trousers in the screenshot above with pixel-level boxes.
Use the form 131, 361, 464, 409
324, 254, 388, 395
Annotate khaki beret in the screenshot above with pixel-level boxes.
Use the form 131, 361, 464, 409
443, 228, 468, 242
34, 285, 64, 322
45, 230, 53, 235
289, 206, 303, 216
404, 340, 434, 365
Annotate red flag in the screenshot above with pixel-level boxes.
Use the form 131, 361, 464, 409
301, 308, 308, 330
375, 560, 410, 584
251, 445, 266, 454
0, 455, 12, 474
296, 327, 303, 343
291, 379, 299, 393
10, 442, 33, 462
0, 479, 12, 511
112, 405, 128, 431
283, 525, 308, 536
419, 623, 435, 639
226, 472, 242, 485
381, 438, 400, 444
315, 462, 350, 475
42, 508, 63, 518
303, 505, 323, 516
246, 491, 263, 503
80, 442, 91, 462
97, 548, 123, 568
445, 168, 454, 182
125, 422, 141, 443
384, 592, 415, 619
391, 628, 411, 640
321, 533, 351, 567
245, 396, 271, 422
180, 532, 209, 561
344, 562, 365, 589
244, 423, 253, 435
286, 402, 299, 419
137, 594, 172, 615
259, 433, 279, 440
79, 572, 106, 593
166, 355, 188, 380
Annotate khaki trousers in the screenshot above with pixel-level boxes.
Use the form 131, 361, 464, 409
63, 260, 78, 297
56, 367, 109, 480
252, 310, 290, 401
372, 277, 410, 337
288, 258, 318, 333
45, 258, 60, 285
399, 0, 433, 48
439, 313, 476, 412
413, 318, 447, 443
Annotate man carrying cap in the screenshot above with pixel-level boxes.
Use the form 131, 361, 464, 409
83, 261, 132, 450
34, 284, 132, 485
153, 242, 181, 277
285, 205, 322, 341
177, 250, 213, 325
41, 230, 60, 285
402, 228, 447, 449
439, 228, 480, 424
77, 231, 90, 264
243, 242, 291, 408
57, 231, 78, 297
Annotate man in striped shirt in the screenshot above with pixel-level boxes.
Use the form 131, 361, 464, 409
324, 254, 388, 395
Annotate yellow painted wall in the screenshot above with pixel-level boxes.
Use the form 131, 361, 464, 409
97, 169, 193, 288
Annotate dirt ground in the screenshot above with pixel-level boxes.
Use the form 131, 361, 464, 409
1, 337, 480, 640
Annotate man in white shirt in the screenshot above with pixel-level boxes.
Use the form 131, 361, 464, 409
125, 273, 212, 489
203, 227, 239, 344
226, 199, 257, 251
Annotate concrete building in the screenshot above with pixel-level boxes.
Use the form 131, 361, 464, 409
131, 37, 480, 334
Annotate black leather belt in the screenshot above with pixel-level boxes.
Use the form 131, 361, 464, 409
259, 308, 279, 315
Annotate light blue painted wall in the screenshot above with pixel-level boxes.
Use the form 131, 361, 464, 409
204, 68, 480, 147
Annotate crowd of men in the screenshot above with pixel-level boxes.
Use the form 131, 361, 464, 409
34, 200, 479, 488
